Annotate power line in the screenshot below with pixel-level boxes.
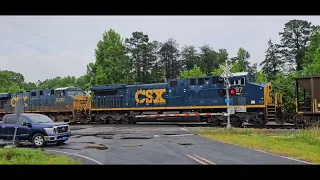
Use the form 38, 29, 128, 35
0, 34, 76, 62
0, 18, 70, 48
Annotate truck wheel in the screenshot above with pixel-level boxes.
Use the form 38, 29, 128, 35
32, 133, 46, 148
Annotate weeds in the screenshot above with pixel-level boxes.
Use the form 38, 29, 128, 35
0, 148, 81, 164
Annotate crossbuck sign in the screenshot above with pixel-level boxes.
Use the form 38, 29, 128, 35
219, 61, 233, 79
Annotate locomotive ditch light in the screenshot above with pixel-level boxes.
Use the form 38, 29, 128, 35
229, 88, 236, 95
219, 89, 226, 96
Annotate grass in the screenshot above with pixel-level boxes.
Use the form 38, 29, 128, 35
192, 127, 320, 164
0, 148, 81, 164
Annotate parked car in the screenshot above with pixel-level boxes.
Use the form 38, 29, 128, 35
0, 113, 71, 147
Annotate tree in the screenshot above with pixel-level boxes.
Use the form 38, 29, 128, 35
278, 19, 318, 71
150, 41, 165, 83
303, 31, 320, 67
198, 45, 220, 75
300, 46, 320, 76
158, 38, 181, 81
125, 31, 154, 84
179, 64, 206, 78
92, 29, 130, 85
254, 71, 268, 83
180, 45, 200, 70
271, 72, 298, 111
260, 39, 284, 80
0, 70, 25, 93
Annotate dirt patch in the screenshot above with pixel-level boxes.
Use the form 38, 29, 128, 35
178, 143, 193, 146
121, 137, 152, 140
4, 153, 12, 160
85, 144, 108, 150
122, 145, 143, 148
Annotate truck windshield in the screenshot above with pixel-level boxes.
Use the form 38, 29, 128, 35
28, 115, 54, 123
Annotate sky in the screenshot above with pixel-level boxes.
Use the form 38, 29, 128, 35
1, 16, 320, 83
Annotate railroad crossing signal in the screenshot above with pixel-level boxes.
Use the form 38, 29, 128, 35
219, 63, 233, 79
219, 60, 233, 129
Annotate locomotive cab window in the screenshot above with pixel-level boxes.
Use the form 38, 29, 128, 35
189, 79, 196, 86
31, 92, 36, 96
56, 91, 64, 97
170, 81, 178, 87
40, 91, 43, 96
240, 77, 245, 85
212, 77, 218, 84
67, 90, 81, 97
198, 78, 204, 85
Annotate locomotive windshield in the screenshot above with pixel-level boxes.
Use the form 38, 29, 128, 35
67, 90, 83, 97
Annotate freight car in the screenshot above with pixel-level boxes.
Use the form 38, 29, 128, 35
90, 72, 282, 127
0, 87, 91, 122
284, 75, 320, 127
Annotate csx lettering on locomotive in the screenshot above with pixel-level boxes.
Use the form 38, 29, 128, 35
135, 89, 166, 104
11, 96, 28, 107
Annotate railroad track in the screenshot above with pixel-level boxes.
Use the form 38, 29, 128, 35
68, 122, 302, 129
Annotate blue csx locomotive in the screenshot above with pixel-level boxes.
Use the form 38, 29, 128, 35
0, 72, 282, 126
0, 87, 90, 122
90, 72, 281, 126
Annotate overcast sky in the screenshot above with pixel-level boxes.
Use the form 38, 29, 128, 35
1, 16, 320, 83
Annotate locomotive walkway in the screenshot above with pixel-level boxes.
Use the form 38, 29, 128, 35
42, 125, 309, 164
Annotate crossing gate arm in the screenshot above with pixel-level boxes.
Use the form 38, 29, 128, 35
135, 113, 225, 118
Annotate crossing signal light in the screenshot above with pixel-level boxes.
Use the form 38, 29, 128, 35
218, 89, 226, 96
229, 88, 236, 95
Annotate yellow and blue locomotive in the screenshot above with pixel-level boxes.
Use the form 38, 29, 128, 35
90, 72, 281, 126
0, 87, 91, 122
0, 72, 285, 127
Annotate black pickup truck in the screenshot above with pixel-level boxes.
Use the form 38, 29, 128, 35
0, 113, 71, 147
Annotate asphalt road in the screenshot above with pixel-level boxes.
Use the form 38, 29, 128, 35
40, 125, 309, 165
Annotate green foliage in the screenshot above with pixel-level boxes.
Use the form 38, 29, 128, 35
178, 65, 207, 78
254, 72, 268, 83
0, 148, 80, 164
278, 19, 318, 71
271, 72, 298, 111
260, 39, 284, 80
92, 29, 131, 85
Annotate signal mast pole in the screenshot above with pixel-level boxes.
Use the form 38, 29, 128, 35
220, 59, 233, 129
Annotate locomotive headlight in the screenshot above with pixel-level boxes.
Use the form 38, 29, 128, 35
44, 128, 55, 134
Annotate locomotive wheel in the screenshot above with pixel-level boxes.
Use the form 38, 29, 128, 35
230, 116, 243, 127
208, 116, 221, 126
293, 115, 306, 127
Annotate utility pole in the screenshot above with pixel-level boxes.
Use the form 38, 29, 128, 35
219, 59, 233, 129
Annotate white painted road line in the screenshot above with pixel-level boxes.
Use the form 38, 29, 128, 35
193, 154, 216, 165
180, 127, 191, 132
46, 149, 103, 165
254, 149, 312, 165
186, 154, 207, 165
186, 154, 216, 165
210, 139, 313, 164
